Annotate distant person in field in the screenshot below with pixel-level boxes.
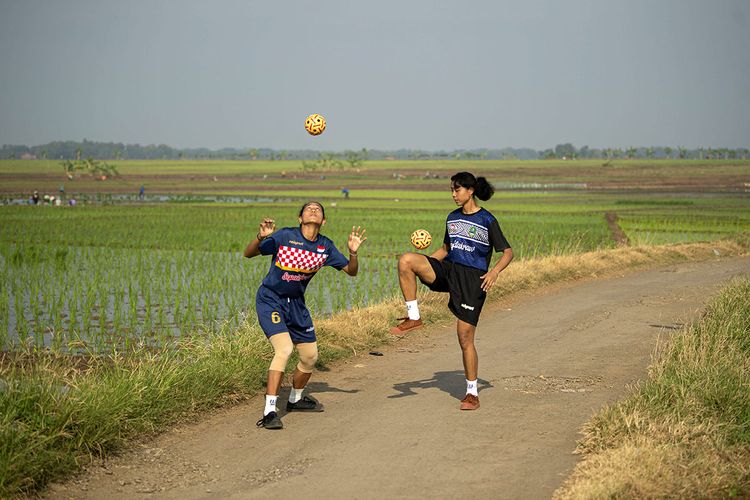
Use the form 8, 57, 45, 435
391, 172, 513, 411
31, 190, 39, 205
244, 201, 367, 430
139, 184, 145, 200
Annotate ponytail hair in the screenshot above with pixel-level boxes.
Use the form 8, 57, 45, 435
450, 172, 494, 201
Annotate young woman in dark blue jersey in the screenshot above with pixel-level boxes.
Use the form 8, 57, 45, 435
392, 172, 513, 410
244, 201, 367, 429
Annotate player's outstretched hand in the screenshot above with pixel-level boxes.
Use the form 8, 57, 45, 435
348, 226, 367, 254
258, 218, 276, 239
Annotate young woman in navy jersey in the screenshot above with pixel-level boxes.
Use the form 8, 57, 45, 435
244, 201, 366, 429
391, 172, 513, 410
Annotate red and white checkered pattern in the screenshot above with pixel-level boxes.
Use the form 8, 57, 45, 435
275, 245, 328, 273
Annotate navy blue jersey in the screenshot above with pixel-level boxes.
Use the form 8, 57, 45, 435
443, 208, 511, 272
258, 227, 349, 298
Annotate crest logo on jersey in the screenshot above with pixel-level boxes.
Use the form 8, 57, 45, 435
447, 219, 489, 246
316, 245, 325, 253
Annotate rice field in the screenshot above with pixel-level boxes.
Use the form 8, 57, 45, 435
2, 159, 749, 353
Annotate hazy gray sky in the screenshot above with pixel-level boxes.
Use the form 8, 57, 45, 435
1, 0, 748, 151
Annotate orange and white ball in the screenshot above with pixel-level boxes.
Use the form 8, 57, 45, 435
304, 114, 326, 136
410, 229, 432, 250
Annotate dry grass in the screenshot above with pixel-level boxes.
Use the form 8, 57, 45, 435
311, 239, 748, 358
555, 436, 750, 499
490, 239, 747, 298
553, 272, 750, 499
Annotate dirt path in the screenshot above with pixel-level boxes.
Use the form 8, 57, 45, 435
45, 257, 750, 500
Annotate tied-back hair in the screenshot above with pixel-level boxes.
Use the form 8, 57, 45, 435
450, 172, 494, 201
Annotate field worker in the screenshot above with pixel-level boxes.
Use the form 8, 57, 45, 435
391, 172, 513, 410
244, 201, 367, 429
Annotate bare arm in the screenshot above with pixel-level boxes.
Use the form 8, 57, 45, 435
243, 218, 276, 259
342, 226, 367, 276
479, 247, 514, 292
430, 243, 449, 262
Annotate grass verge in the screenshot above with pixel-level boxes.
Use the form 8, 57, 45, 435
1, 238, 748, 497
553, 275, 750, 499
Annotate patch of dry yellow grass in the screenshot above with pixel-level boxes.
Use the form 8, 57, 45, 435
311, 239, 748, 357
554, 435, 750, 499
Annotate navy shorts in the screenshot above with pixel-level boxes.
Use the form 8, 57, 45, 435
256, 286, 316, 343
419, 256, 486, 326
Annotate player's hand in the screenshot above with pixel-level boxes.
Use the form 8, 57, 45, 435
348, 226, 367, 254
258, 218, 276, 239
480, 269, 499, 292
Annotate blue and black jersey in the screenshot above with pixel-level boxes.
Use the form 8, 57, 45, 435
258, 227, 349, 298
443, 208, 511, 272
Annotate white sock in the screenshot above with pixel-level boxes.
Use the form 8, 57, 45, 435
289, 387, 304, 404
264, 395, 278, 415
466, 379, 478, 396
406, 300, 420, 320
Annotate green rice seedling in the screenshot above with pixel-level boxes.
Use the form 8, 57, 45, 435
0, 285, 9, 348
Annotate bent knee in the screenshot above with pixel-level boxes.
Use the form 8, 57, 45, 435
296, 342, 319, 373
269, 333, 294, 371
398, 252, 424, 271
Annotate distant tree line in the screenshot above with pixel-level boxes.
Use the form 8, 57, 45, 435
0, 140, 747, 161
537, 143, 750, 160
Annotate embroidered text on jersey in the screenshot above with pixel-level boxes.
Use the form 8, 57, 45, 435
451, 240, 476, 252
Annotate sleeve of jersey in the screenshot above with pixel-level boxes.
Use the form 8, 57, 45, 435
489, 219, 511, 252
258, 230, 281, 256
325, 242, 349, 270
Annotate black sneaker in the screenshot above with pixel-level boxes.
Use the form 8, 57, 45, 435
256, 411, 283, 429
286, 395, 324, 412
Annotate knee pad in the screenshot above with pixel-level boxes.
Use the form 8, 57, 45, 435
296, 342, 319, 373
268, 333, 294, 372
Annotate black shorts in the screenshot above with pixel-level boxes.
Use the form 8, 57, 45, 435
419, 256, 486, 326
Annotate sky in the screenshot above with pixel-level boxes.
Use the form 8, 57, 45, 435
1, 0, 749, 151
